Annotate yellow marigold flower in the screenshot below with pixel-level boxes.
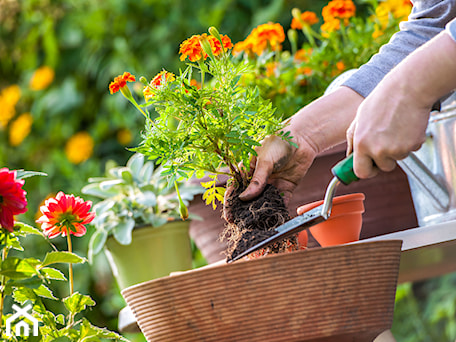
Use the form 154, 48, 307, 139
65, 131, 94, 164
2, 85, 21, 106
0, 85, 21, 129
375, 0, 412, 30
9, 112, 33, 146
117, 128, 133, 146
322, 0, 356, 23
29, 66, 55, 91
291, 11, 319, 30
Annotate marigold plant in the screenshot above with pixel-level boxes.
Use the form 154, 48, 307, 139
234, 0, 412, 116
110, 27, 294, 209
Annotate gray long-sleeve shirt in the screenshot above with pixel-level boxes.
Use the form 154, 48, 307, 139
342, 0, 456, 98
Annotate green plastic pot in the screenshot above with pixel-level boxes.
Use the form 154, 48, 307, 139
104, 220, 193, 290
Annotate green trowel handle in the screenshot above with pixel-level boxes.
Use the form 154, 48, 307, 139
331, 154, 359, 185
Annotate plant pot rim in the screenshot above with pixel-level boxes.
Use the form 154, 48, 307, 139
298, 193, 365, 214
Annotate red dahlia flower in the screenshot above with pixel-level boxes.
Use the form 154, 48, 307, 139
0, 168, 28, 232
36, 191, 95, 238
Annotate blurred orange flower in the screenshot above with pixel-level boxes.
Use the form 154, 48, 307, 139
322, 0, 356, 24
291, 11, 319, 30
233, 22, 285, 56
109, 72, 136, 94
29, 66, 54, 91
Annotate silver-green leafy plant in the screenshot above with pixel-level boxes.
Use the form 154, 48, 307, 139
81, 153, 202, 259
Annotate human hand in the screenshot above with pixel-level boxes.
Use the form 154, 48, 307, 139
238, 134, 318, 205
238, 86, 363, 205
346, 79, 430, 179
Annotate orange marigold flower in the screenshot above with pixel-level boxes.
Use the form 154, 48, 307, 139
36, 191, 95, 239
297, 66, 313, 76
322, 0, 356, 22
180, 35, 205, 62
234, 23, 285, 56
109, 72, 136, 95
294, 48, 313, 62
291, 11, 319, 30
336, 61, 346, 71
179, 33, 233, 62
143, 70, 176, 102
265, 62, 278, 78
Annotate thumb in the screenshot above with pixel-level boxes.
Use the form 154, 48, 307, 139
239, 158, 274, 201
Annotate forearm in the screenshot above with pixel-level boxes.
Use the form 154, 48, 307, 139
384, 29, 456, 109
285, 86, 363, 154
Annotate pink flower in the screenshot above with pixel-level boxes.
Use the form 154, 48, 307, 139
0, 168, 28, 232
36, 191, 95, 238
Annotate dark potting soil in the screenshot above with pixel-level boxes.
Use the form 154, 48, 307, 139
222, 183, 298, 261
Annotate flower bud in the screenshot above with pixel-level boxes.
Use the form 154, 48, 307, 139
179, 201, 189, 221
199, 35, 214, 59
291, 8, 302, 20
139, 76, 148, 85
287, 29, 298, 47
208, 27, 221, 41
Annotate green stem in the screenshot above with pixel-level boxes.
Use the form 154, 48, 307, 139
66, 233, 74, 296
197, 60, 205, 88
0, 233, 8, 333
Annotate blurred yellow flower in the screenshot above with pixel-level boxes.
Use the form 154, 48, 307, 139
29, 66, 55, 91
374, 0, 412, 36
65, 131, 94, 164
117, 128, 133, 145
9, 112, 33, 146
0, 85, 21, 129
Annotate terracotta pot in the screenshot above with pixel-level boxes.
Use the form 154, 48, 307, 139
122, 240, 402, 342
297, 193, 365, 247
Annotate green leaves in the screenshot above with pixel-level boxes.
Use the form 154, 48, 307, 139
42, 252, 86, 268
138, 48, 285, 191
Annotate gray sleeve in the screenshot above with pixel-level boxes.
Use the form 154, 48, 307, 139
447, 17, 456, 41
342, 0, 456, 98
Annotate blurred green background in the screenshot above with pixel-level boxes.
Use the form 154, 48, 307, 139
1, 0, 455, 341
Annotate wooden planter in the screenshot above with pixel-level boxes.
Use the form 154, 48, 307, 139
122, 240, 402, 342
188, 143, 417, 262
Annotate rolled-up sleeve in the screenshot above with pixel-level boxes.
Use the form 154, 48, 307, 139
447, 17, 456, 41
342, 0, 456, 98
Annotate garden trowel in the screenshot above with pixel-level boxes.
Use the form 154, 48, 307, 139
229, 154, 359, 262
